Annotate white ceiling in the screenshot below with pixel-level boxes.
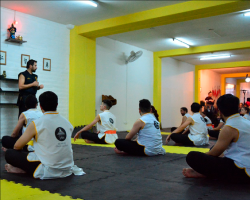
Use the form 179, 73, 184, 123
210, 67, 250, 74
172, 49, 250, 65
0, 1, 186, 26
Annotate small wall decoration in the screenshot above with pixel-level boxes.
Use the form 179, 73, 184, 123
21, 54, 30, 68
8, 24, 16, 39
0, 51, 6, 65
43, 58, 51, 71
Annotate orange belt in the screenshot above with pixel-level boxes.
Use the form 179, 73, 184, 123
105, 130, 116, 134
207, 124, 213, 127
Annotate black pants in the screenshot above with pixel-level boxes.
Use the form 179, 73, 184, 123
170, 133, 194, 146
2, 136, 29, 150
208, 130, 220, 139
115, 139, 146, 156
5, 149, 41, 175
186, 151, 250, 181
81, 131, 107, 144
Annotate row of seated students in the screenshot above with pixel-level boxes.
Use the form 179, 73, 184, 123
1, 92, 250, 181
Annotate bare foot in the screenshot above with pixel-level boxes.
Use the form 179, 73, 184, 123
84, 139, 94, 143
182, 168, 206, 178
5, 164, 26, 174
114, 147, 126, 154
2, 147, 7, 152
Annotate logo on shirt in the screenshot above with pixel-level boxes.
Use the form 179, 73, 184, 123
200, 117, 206, 123
109, 118, 114, 124
55, 127, 67, 141
154, 121, 160, 129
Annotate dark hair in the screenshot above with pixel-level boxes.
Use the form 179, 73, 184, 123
191, 103, 201, 113
139, 99, 151, 113
180, 107, 188, 113
39, 91, 58, 112
242, 107, 250, 114
102, 99, 112, 110
200, 100, 205, 107
217, 94, 239, 117
25, 95, 38, 109
208, 91, 212, 95
26, 59, 37, 69
151, 105, 159, 121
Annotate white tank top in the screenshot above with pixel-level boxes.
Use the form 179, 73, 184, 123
243, 114, 250, 121
137, 113, 166, 156
185, 113, 191, 118
224, 114, 250, 177
22, 109, 43, 134
188, 113, 209, 146
27, 112, 75, 179
97, 110, 118, 144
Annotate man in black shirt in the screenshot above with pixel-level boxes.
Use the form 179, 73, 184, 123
205, 91, 214, 106
17, 59, 44, 117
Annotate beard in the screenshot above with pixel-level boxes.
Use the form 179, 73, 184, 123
181, 113, 185, 116
32, 68, 37, 72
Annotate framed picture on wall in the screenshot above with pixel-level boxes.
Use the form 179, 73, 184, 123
0, 51, 6, 65
21, 54, 30, 68
43, 58, 51, 71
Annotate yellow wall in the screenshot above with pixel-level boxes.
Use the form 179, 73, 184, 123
69, 27, 96, 127
236, 79, 246, 98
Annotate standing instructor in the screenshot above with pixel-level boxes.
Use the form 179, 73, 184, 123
17, 59, 44, 117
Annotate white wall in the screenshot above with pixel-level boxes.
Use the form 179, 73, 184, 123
0, 7, 70, 137
200, 70, 221, 102
226, 78, 237, 96
240, 82, 250, 104
161, 57, 195, 128
96, 37, 153, 131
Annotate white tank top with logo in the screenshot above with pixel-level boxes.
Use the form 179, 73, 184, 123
22, 109, 43, 134
137, 113, 166, 156
243, 114, 250, 121
97, 110, 118, 144
188, 113, 209, 146
224, 114, 250, 177
27, 112, 84, 179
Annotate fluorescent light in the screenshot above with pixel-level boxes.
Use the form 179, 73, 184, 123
173, 38, 190, 48
81, 1, 98, 7
200, 54, 231, 60
244, 12, 250, 16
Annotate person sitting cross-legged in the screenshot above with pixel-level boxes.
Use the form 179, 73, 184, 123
166, 103, 209, 146
4, 91, 84, 179
183, 94, 250, 181
114, 99, 166, 156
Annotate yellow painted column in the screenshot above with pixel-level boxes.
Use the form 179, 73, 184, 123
153, 53, 162, 122
69, 27, 96, 127
236, 79, 246, 98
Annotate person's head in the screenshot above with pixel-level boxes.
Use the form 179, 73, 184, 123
151, 105, 159, 121
239, 103, 243, 108
180, 107, 188, 116
217, 94, 239, 120
139, 99, 151, 115
100, 99, 112, 111
240, 107, 250, 115
26, 59, 37, 72
25, 95, 38, 109
191, 103, 201, 113
39, 91, 58, 112
208, 91, 212, 97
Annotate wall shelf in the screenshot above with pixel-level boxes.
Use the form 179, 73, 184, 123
0, 75, 18, 82
0, 88, 19, 94
0, 103, 17, 106
5, 38, 27, 44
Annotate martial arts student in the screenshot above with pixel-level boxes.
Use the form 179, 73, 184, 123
183, 94, 250, 181
200, 112, 213, 130
208, 119, 224, 139
5, 91, 84, 179
240, 107, 250, 121
114, 99, 166, 156
166, 103, 209, 146
2, 95, 43, 151
171, 107, 191, 133
74, 99, 117, 144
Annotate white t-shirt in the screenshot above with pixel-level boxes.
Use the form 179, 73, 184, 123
97, 110, 118, 144
22, 109, 43, 134
204, 116, 213, 130
224, 114, 250, 177
137, 113, 166, 156
27, 111, 84, 179
243, 114, 250, 121
188, 113, 209, 146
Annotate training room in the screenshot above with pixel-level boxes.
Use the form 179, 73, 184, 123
1, 1, 250, 200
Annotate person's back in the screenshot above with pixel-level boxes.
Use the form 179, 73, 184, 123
224, 114, 250, 175
137, 113, 165, 156
188, 113, 208, 146
22, 109, 43, 134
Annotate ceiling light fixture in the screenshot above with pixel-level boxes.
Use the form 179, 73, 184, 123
81, 0, 98, 7
200, 54, 231, 60
246, 74, 250, 82
173, 38, 190, 48
244, 12, 250, 16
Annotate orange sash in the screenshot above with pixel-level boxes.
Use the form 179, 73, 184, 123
105, 130, 116, 134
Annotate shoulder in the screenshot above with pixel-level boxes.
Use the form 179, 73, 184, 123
18, 71, 26, 77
